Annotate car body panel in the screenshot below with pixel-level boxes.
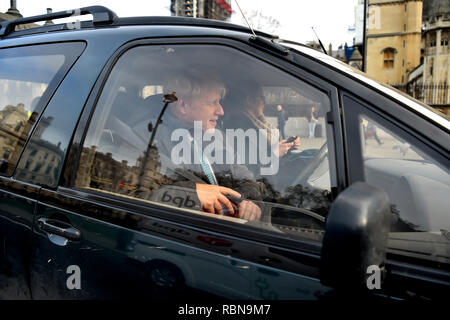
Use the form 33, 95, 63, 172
0, 178, 38, 299
31, 187, 331, 299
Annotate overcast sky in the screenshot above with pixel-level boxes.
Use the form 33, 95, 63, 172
1, 0, 358, 48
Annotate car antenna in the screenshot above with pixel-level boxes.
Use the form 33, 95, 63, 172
234, 0, 256, 37
311, 26, 328, 55
233, 0, 289, 55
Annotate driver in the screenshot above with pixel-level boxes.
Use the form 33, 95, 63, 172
151, 73, 263, 221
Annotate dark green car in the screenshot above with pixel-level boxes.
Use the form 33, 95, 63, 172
0, 6, 448, 300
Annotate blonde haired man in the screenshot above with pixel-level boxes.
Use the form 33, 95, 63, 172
154, 73, 262, 221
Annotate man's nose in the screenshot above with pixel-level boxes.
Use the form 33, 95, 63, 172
216, 103, 224, 116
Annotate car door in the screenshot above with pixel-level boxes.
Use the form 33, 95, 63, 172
0, 42, 85, 299
29, 37, 351, 300
342, 91, 450, 300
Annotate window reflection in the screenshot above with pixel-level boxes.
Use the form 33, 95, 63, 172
75, 45, 336, 239
360, 115, 450, 233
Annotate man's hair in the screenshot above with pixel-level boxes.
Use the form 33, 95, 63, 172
165, 73, 226, 102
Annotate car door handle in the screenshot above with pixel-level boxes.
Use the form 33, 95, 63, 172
38, 217, 81, 241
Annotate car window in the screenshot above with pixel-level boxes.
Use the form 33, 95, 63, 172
359, 116, 450, 231
358, 115, 450, 266
0, 43, 85, 177
74, 44, 336, 241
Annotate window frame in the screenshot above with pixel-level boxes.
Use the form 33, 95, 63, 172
62, 37, 343, 256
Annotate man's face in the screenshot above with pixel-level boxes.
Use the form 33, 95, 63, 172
183, 87, 224, 131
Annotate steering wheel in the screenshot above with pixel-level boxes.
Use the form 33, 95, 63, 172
290, 142, 328, 187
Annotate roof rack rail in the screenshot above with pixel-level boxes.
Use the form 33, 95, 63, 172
114, 16, 277, 39
0, 5, 117, 37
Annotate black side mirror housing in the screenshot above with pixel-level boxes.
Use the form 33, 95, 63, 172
320, 181, 391, 290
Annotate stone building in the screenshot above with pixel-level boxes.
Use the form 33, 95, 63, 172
75, 145, 172, 200
0, 0, 22, 21
366, 0, 423, 85
421, 1, 449, 106
349, 47, 364, 70
0, 104, 32, 174
170, 0, 231, 21
0, 111, 66, 186
402, 0, 450, 112
0, 1, 38, 29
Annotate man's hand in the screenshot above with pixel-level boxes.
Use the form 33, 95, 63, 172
237, 200, 261, 221
195, 184, 261, 221
196, 184, 240, 215
276, 137, 301, 157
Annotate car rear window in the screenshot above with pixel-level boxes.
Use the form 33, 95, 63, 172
0, 42, 85, 176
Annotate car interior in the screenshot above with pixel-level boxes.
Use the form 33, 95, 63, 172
76, 44, 335, 235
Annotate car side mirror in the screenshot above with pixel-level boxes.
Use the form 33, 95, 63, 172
320, 181, 391, 290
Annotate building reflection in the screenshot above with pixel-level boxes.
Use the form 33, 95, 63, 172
13, 114, 64, 186
0, 103, 37, 175
75, 145, 172, 199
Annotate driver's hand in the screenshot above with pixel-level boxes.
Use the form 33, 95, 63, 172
237, 200, 261, 221
196, 184, 240, 215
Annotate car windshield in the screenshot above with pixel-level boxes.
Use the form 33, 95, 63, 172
280, 41, 450, 130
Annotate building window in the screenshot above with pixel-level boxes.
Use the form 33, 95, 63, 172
14, 121, 22, 132
33, 163, 42, 172
382, 48, 395, 69
442, 37, 449, 46
430, 36, 436, 47
403, 40, 406, 48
